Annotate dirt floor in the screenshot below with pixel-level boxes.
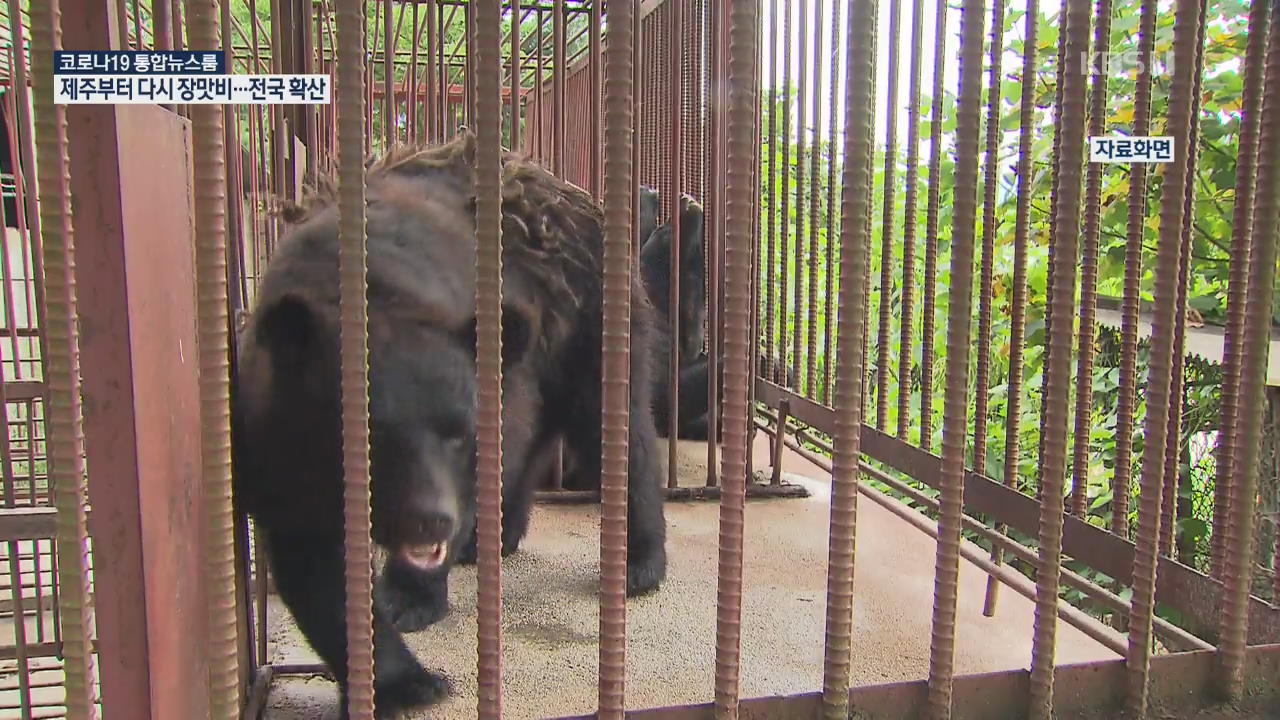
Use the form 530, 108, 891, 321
259, 433, 1137, 719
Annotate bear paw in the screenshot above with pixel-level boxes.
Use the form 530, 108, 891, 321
376, 573, 450, 633
372, 667, 451, 720
626, 545, 667, 597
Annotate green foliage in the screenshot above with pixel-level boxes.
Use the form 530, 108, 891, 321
755, 0, 1274, 615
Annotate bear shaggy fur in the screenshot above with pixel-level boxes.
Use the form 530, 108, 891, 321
231, 131, 669, 718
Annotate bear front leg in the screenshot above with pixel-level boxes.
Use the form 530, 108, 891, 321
375, 555, 451, 633
621, 390, 669, 597
261, 525, 450, 719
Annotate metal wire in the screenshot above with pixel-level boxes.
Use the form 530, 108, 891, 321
1125, 0, 1204, 713
1028, 0, 1091, 714
1216, 0, 1280, 697
598, 0, 636, 715
186, 0, 241, 715
27, 0, 99, 716
336, 0, 374, 714
924, 0, 987, 715
819, 0, 873, 714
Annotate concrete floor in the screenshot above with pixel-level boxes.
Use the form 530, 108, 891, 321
263, 436, 1124, 719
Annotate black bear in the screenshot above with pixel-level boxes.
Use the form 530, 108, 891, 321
231, 131, 668, 719
637, 191, 795, 442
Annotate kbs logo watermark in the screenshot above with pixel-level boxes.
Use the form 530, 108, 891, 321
1079, 50, 1175, 77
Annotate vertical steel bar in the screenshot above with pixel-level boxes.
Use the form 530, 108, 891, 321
1028, 0, 1090, 712
763, 0, 778, 397
668, 0, 684, 487
1113, 0, 1159, 543
534, 7, 545, 162
972, 0, 1006, 480
474, 0, 505, 716
553, 0, 565, 176
1125, 0, 1202, 712
427, 0, 438, 143
1037, 3, 1069, 488
896, 0, 926, 438
27, 0, 99, 714
1069, 0, 1115, 519
925, 0, 987, 715
590, 0, 602, 198
803, 0, 822, 399
188, 0, 240, 716
821, 0, 842, 408
791, 0, 806, 402
778, 0, 791, 384
704, 0, 724, 488
336, 0, 374, 714
860, 0, 878, 420
983, 0, 1037, 618
919, 0, 947, 453
820, 0, 872, 714
599, 0, 635, 715
1216, 0, 1280, 697
714, 0, 759, 712
153, 0, 172, 49
1162, 0, 1210, 560
1211, 0, 1269, 579
876, 0, 902, 432
510, 0, 521, 151
383, 0, 393, 145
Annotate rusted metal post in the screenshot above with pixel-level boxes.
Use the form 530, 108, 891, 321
875, 0, 901, 433
187, 0, 242, 715
819, 0, 873, 713
924, 0, 987, 715
1126, 0, 1204, 714
26, 0, 98, 716
598, 0, 636, 716
474, 0, 506, 717
335, 0, 375, 716
771, 398, 790, 486
1216, 0, 1280, 699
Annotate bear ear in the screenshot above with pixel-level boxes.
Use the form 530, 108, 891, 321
457, 306, 532, 371
254, 293, 318, 375
638, 186, 661, 249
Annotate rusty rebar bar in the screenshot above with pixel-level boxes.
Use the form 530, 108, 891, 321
764, 0, 779, 405
1068, 0, 1113, 520
876, 0, 902, 432
1162, 0, 1210, 561
1215, 0, 1280, 698
819, 0, 873, 715
1113, 0, 1159, 543
803, 0, 823, 400
27, 0, 99, 716
474, 1, 506, 717
713, 0, 759, 714
973, 0, 1007, 481
1037, 2, 1069, 490
924, 0, 987, 714
1125, 0, 1203, 713
860, 0, 879, 420
1028, 0, 1091, 716
818, 0, 841, 408
187, 0, 241, 715
336, 0, 374, 715
667, 0, 685, 488
896, 0, 925, 441
919, 0, 947, 453
778, 0, 792, 385
1211, 0, 1269, 580
598, 0, 636, 716
983, 0, 1036, 619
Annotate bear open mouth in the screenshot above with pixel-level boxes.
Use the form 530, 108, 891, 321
398, 541, 448, 570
